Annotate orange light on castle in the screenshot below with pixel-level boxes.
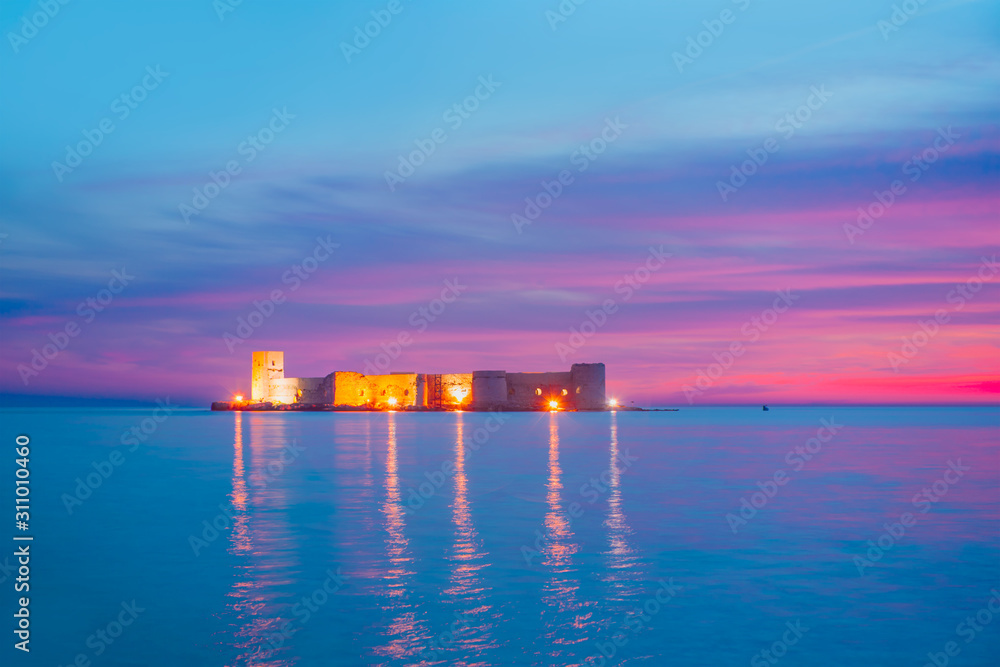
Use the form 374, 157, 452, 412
230, 351, 608, 413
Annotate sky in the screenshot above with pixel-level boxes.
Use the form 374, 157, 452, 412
0, 0, 997, 406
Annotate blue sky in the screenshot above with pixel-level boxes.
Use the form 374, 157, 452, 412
1, 0, 997, 404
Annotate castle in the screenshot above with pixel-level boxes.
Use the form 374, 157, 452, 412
235, 351, 607, 411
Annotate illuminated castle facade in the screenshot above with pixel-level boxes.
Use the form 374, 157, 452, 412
248, 351, 607, 411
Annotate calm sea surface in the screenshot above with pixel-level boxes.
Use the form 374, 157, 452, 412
2, 406, 998, 666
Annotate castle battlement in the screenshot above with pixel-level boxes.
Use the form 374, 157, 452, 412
218, 351, 607, 411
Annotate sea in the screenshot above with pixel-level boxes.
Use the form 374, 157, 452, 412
1, 406, 997, 666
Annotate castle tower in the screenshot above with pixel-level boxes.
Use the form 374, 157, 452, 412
571, 363, 606, 410
471, 370, 507, 410
251, 351, 284, 401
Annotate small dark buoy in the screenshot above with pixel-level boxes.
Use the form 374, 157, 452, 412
762, 405, 769, 411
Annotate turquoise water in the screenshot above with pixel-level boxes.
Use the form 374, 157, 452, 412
2, 406, 998, 666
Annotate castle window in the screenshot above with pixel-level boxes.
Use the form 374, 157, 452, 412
535, 388, 542, 396
561, 389, 568, 396
576, 386, 581, 394
382, 389, 386, 396
404, 390, 409, 396
508, 387, 515, 396
359, 389, 365, 397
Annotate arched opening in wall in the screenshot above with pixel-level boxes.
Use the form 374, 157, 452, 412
535, 388, 542, 396
404, 390, 408, 396
561, 389, 568, 396
382, 389, 386, 396
359, 389, 365, 397
576, 386, 581, 394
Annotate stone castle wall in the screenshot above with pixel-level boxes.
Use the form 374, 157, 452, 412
267, 377, 327, 404
248, 351, 605, 410
329, 371, 421, 409
506, 371, 574, 409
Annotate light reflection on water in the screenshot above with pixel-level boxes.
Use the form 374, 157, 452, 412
538, 413, 595, 662
603, 411, 644, 601
176, 408, 999, 666
373, 412, 432, 662
225, 414, 299, 667
18, 406, 998, 665
440, 412, 498, 663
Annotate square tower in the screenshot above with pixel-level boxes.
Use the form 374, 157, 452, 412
251, 351, 284, 401
570, 363, 606, 409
